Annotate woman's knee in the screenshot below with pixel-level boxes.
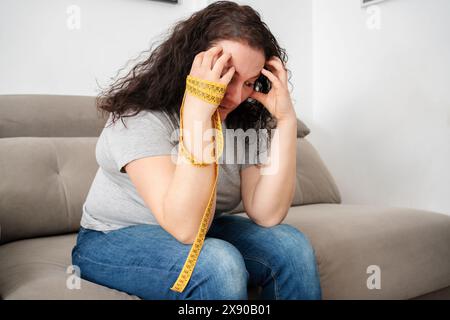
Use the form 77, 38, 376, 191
265, 224, 318, 268
267, 225, 322, 299
193, 238, 249, 299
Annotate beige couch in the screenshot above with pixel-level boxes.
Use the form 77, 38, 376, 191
0, 94, 449, 300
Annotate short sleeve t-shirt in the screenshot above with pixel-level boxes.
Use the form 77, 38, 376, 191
80, 109, 268, 232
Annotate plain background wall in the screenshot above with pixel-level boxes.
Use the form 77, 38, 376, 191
0, 0, 313, 117
0, 0, 448, 215
311, 0, 450, 215
0, 0, 195, 95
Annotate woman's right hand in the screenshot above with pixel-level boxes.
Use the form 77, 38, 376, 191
184, 45, 235, 119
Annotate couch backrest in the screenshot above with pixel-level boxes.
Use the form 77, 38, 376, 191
228, 138, 341, 214
0, 95, 107, 244
0, 94, 340, 245
0, 94, 107, 138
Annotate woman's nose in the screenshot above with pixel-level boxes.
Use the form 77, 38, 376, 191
225, 82, 243, 107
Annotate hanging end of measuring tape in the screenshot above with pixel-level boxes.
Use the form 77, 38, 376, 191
170, 277, 188, 293
170, 285, 184, 293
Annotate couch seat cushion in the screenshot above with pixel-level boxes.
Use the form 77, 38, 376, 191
0, 233, 139, 299
250, 204, 450, 299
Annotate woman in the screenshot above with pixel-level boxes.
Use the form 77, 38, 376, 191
72, 1, 322, 300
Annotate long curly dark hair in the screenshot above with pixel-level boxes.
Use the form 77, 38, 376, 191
97, 0, 291, 147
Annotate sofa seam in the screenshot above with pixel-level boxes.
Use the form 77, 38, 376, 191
50, 140, 71, 233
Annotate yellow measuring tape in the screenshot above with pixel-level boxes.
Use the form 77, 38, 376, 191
170, 74, 227, 293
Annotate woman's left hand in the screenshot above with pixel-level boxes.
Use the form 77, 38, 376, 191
249, 56, 296, 122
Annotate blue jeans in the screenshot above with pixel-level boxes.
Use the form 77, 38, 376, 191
71, 214, 322, 300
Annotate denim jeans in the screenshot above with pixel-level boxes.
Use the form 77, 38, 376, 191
71, 214, 322, 300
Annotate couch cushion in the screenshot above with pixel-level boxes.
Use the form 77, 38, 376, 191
297, 118, 310, 138
229, 138, 341, 214
412, 286, 450, 300
0, 95, 107, 138
253, 204, 450, 299
0, 233, 139, 299
0, 94, 306, 140
0, 137, 98, 244
293, 139, 341, 205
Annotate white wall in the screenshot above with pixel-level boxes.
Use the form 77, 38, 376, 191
1, 0, 448, 215
0, 0, 312, 114
311, 0, 450, 215
0, 0, 196, 95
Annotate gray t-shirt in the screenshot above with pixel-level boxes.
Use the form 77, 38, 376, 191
80, 109, 267, 232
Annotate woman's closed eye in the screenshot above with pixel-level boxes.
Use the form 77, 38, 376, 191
228, 75, 253, 88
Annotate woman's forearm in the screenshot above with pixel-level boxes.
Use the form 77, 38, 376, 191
248, 118, 297, 226
163, 96, 218, 243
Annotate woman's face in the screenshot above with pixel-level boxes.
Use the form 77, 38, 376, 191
210, 39, 266, 121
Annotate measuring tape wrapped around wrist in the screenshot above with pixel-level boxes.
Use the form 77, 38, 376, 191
170, 74, 226, 293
